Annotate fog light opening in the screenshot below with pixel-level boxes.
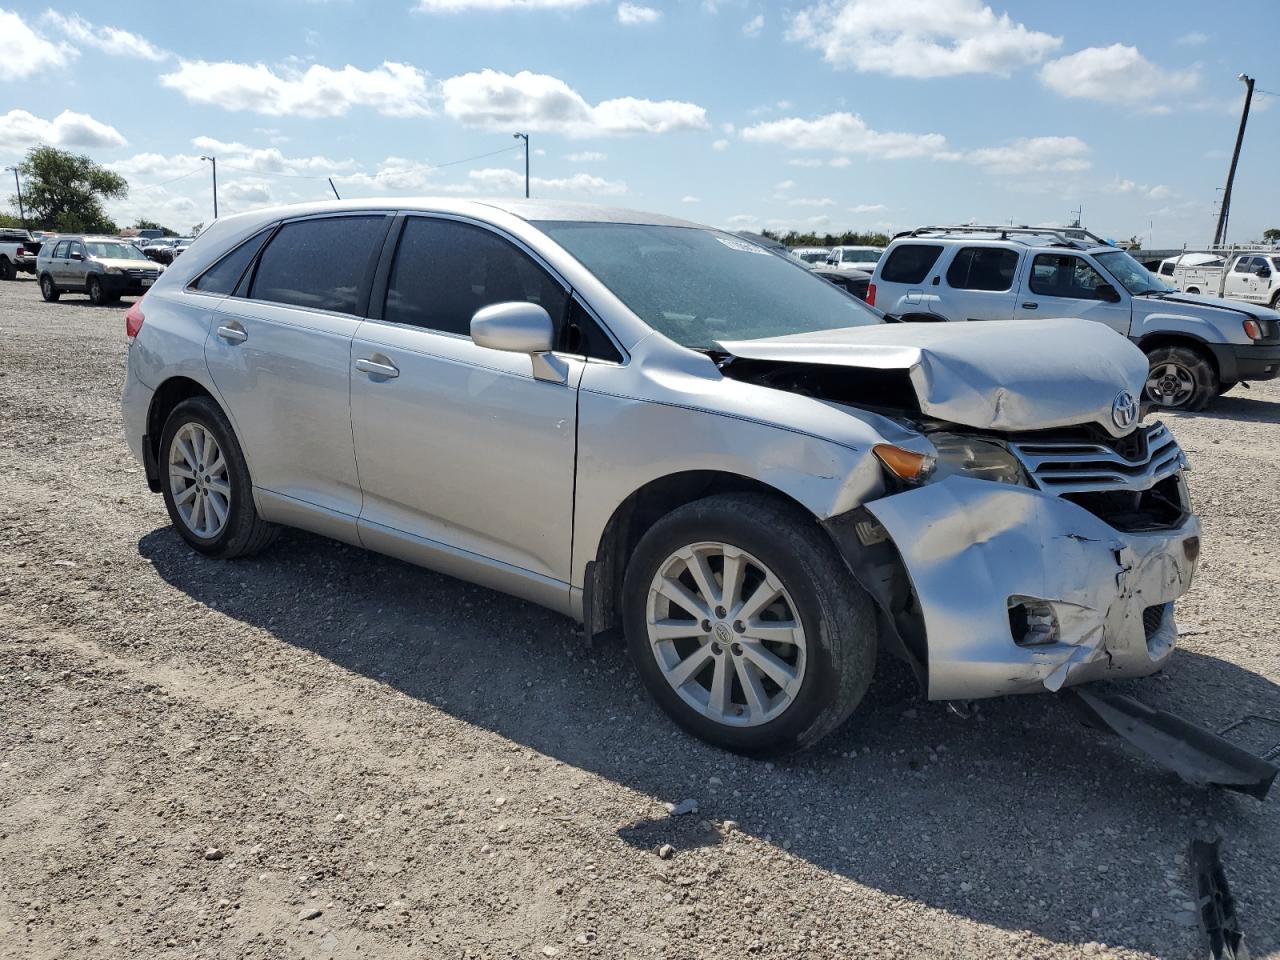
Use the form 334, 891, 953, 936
1009, 598, 1059, 647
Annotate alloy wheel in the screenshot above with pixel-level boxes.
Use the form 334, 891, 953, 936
1145, 362, 1196, 407
645, 541, 807, 727
168, 422, 232, 539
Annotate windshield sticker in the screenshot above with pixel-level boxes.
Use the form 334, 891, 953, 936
716, 236, 770, 256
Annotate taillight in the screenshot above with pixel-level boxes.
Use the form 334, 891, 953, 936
125, 302, 145, 341
15, 246, 25, 257
1243, 319, 1261, 340
866, 282, 876, 307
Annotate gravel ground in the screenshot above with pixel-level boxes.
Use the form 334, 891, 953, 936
2, 275, 1279, 960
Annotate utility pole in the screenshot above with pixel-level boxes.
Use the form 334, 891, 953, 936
4, 166, 25, 229
513, 132, 529, 198
1213, 73, 1254, 248
200, 155, 219, 220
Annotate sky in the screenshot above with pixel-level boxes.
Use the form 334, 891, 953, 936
1, 0, 1276, 247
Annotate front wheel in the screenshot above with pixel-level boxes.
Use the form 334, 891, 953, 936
87, 276, 108, 305
40, 274, 60, 301
623, 493, 877, 756
159, 396, 278, 559
1143, 345, 1218, 411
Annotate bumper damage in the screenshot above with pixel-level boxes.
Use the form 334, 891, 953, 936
854, 475, 1200, 702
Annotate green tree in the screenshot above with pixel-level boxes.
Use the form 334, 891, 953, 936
134, 218, 178, 237
1263, 227, 1280, 244
0, 212, 24, 229
11, 146, 127, 233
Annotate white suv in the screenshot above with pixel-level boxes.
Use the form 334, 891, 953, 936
868, 226, 1280, 410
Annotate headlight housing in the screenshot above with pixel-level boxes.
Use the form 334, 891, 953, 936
105, 265, 123, 274
929, 433, 1028, 485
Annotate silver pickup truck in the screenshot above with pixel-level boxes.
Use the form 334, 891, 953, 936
869, 226, 1280, 411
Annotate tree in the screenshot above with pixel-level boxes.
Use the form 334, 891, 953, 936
1263, 227, 1280, 244
0, 212, 23, 229
133, 218, 178, 237
11, 146, 127, 233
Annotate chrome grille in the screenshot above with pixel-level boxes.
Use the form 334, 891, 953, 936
1010, 422, 1185, 495
124, 267, 159, 278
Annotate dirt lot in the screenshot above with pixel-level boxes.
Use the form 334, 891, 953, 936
2, 274, 1279, 960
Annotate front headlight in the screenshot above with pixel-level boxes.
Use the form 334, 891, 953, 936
929, 433, 1028, 485
105, 265, 123, 274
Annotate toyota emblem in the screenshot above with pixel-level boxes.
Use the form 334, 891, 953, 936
1111, 390, 1139, 430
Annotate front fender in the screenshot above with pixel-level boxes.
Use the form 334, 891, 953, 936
1132, 309, 1249, 348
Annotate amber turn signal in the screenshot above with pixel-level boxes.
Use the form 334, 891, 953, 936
872, 444, 936, 484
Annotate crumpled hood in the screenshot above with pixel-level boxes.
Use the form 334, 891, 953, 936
719, 318, 1149, 437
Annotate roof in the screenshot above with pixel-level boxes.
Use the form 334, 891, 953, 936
209, 197, 705, 231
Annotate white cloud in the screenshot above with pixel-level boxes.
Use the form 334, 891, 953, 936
787, 158, 825, 168
443, 69, 707, 136
965, 136, 1090, 174
468, 167, 626, 195
828, 156, 851, 167
1176, 31, 1208, 46
789, 197, 836, 207
564, 151, 608, 162
1105, 177, 1174, 201
774, 179, 795, 190
159, 59, 434, 118
0, 10, 76, 72
222, 180, 274, 206
416, 0, 599, 8
787, 0, 1061, 78
189, 136, 356, 175
849, 203, 886, 213
681, 195, 700, 203
0, 109, 126, 151
742, 13, 763, 37
41, 10, 168, 61
1040, 44, 1198, 105
617, 2, 660, 24
711, 138, 729, 150
742, 112, 947, 159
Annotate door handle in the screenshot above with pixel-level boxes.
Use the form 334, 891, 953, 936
355, 357, 400, 379
1021, 302, 1038, 310
216, 325, 247, 343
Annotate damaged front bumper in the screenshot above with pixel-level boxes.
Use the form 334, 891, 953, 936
841, 475, 1200, 702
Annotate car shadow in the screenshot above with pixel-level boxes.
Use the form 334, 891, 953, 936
1178, 391, 1280, 424
137, 525, 1280, 956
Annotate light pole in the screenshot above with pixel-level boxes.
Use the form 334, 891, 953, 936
1212, 73, 1254, 248
199, 155, 218, 220
513, 132, 529, 199
4, 165, 25, 229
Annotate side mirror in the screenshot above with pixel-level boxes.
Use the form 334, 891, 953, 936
471, 301, 566, 384
1258, 267, 1272, 279
1096, 282, 1121, 303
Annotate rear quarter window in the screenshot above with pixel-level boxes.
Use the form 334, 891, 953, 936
945, 247, 1019, 291
880, 244, 943, 284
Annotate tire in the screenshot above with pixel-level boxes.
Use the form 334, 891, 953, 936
159, 396, 279, 559
39, 273, 60, 302
1271, 290, 1279, 310
87, 276, 107, 306
0, 257, 14, 281
622, 492, 877, 756
1143, 345, 1218, 412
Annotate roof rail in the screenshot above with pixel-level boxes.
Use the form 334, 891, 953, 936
896, 224, 1110, 250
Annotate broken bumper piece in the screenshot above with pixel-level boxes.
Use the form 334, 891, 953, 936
862, 476, 1201, 702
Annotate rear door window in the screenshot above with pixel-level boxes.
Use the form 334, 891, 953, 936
52, 240, 69, 258
945, 247, 1019, 291
880, 244, 943, 284
383, 216, 568, 339
249, 215, 388, 315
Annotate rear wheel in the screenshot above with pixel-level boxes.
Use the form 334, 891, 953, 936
159, 397, 278, 559
1143, 345, 1218, 411
623, 493, 877, 756
39, 274, 60, 302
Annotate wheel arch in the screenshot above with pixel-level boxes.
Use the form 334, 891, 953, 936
1135, 332, 1221, 380
144, 376, 223, 491
582, 470, 817, 642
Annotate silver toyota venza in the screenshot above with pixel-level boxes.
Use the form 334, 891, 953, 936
122, 200, 1200, 755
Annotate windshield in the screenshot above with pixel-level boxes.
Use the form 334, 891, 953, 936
1095, 250, 1170, 295
539, 222, 881, 349
842, 248, 882, 263
86, 241, 146, 260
